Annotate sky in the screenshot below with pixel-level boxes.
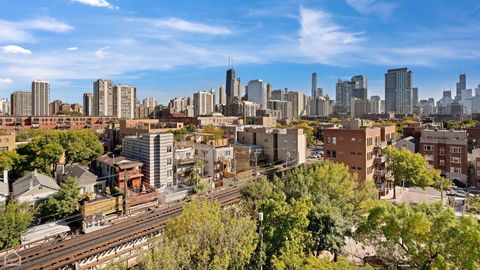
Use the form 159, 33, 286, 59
0, 0, 479, 104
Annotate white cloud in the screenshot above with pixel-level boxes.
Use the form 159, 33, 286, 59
298, 6, 365, 64
0, 17, 73, 42
346, 0, 397, 20
94, 46, 109, 58
0, 78, 13, 84
72, 0, 118, 9
1, 45, 32, 54
67, 47, 79, 51
133, 18, 231, 35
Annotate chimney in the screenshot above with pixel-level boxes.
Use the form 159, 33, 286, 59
3, 170, 8, 194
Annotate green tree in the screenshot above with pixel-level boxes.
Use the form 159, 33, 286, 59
33, 143, 64, 176
139, 200, 258, 269
62, 130, 103, 166
203, 125, 224, 140
0, 150, 20, 172
356, 202, 480, 269
384, 147, 439, 198
45, 176, 81, 218
0, 200, 33, 250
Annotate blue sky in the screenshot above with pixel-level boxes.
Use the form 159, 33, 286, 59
0, 0, 479, 104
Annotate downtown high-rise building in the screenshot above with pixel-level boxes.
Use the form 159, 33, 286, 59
193, 90, 215, 116
456, 74, 466, 100
369, 95, 381, 114
113, 84, 136, 119
311, 72, 317, 99
0, 98, 10, 116
287, 91, 305, 119
335, 75, 368, 113
32, 80, 50, 116
226, 68, 235, 104
93, 79, 113, 116
11, 91, 32, 116
49, 100, 63, 115
219, 86, 226, 105
83, 93, 93, 116
143, 97, 158, 109
247, 79, 267, 108
412, 87, 419, 107
384, 68, 413, 114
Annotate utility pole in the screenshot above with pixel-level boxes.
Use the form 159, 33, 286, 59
123, 169, 128, 215
258, 212, 264, 270
254, 149, 259, 178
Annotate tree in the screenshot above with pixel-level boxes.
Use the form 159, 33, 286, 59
0, 150, 20, 172
241, 161, 376, 266
0, 200, 33, 250
384, 147, 439, 198
139, 200, 258, 269
45, 176, 81, 218
62, 130, 103, 166
33, 143, 64, 176
356, 202, 480, 269
203, 125, 224, 140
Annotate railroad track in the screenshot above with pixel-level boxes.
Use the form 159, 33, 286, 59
1, 185, 242, 270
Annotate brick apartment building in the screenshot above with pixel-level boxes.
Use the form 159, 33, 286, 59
323, 119, 395, 183
419, 129, 468, 183
0, 116, 114, 132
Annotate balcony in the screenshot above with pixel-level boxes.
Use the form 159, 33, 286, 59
374, 156, 386, 165
374, 169, 387, 177
177, 158, 196, 165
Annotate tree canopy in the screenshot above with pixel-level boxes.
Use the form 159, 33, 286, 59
44, 176, 81, 219
241, 161, 377, 267
0, 200, 33, 250
0, 129, 103, 178
139, 200, 258, 270
356, 202, 480, 269
383, 147, 440, 198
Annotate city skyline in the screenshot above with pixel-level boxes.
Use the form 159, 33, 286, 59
0, 0, 479, 103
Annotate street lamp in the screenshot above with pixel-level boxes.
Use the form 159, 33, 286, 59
258, 212, 264, 270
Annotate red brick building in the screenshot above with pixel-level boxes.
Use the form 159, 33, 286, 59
0, 116, 114, 132
419, 129, 468, 183
323, 119, 395, 184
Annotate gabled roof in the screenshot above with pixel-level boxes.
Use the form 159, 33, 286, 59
57, 165, 98, 186
12, 171, 60, 198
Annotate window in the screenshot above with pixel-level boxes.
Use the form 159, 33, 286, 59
424, 145, 434, 151
351, 138, 356, 142
326, 150, 336, 158
367, 138, 373, 146
439, 159, 445, 166
450, 167, 462, 174
167, 170, 173, 176
167, 158, 172, 165
327, 137, 337, 145
450, 157, 461, 164
439, 147, 445, 156
450, 146, 462, 153
167, 146, 172, 153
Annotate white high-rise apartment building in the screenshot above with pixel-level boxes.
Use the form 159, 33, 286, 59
369, 95, 381, 114
384, 68, 413, 114
247, 79, 268, 108
287, 91, 305, 119
11, 91, 31, 116
32, 80, 49, 116
193, 90, 215, 116
93, 79, 113, 116
0, 98, 10, 116
219, 86, 226, 105
83, 93, 93, 116
113, 84, 136, 119
143, 97, 158, 108
122, 132, 174, 190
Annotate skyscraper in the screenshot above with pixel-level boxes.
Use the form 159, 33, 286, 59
247, 79, 267, 108
311, 72, 317, 99
225, 68, 235, 104
287, 91, 305, 119
193, 90, 215, 116
93, 79, 113, 116
266, 83, 272, 101
370, 95, 381, 114
384, 68, 413, 114
32, 80, 50, 116
143, 97, 158, 108
0, 98, 10, 116
219, 86, 226, 105
11, 91, 32, 116
49, 100, 63, 115
335, 76, 368, 113
83, 93, 93, 116
113, 84, 136, 119
456, 74, 466, 100
412, 87, 419, 107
